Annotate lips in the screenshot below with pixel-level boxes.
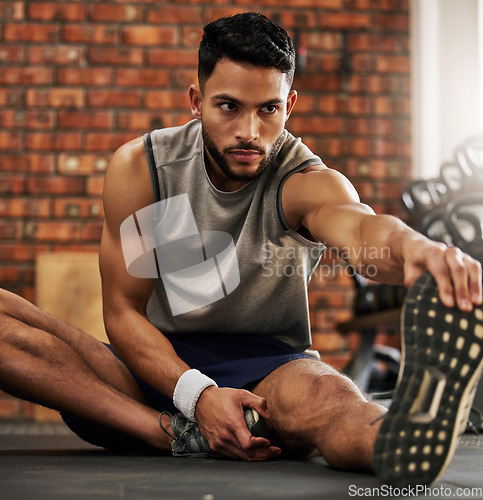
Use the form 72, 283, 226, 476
229, 150, 261, 163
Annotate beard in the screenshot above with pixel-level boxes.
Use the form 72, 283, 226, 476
202, 127, 284, 183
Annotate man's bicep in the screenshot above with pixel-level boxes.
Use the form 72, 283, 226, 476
283, 168, 374, 248
99, 223, 155, 318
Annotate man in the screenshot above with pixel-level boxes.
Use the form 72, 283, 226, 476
0, 12, 481, 487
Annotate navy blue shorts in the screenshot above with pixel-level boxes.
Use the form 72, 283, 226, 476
62, 332, 312, 451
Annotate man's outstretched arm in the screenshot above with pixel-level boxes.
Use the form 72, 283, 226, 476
282, 167, 482, 311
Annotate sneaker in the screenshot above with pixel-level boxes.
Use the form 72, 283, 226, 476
373, 271, 483, 487
159, 407, 276, 457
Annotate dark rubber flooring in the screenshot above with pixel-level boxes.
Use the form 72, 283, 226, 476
0, 422, 481, 500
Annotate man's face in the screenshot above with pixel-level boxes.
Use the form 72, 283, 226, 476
190, 59, 297, 191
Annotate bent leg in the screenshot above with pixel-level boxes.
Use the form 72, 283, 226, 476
0, 289, 171, 450
251, 358, 386, 470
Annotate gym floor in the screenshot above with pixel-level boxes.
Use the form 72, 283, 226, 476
0, 422, 481, 500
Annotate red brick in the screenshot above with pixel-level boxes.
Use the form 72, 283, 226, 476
122, 26, 177, 46
0, 67, 53, 86
89, 4, 142, 22
117, 112, 164, 131
1, 110, 54, 129
203, 8, 255, 23
0, 155, 55, 174
0, 131, 22, 151
374, 97, 410, 116
63, 24, 119, 44
0, 221, 23, 240
27, 176, 85, 195
4, 24, 59, 42
58, 68, 113, 87
87, 90, 141, 108
87, 177, 105, 196
278, 10, 317, 29
374, 14, 409, 32
58, 111, 113, 130
0, 1, 24, 20
116, 69, 169, 88
288, 116, 343, 135
0, 45, 24, 63
352, 54, 374, 72
0, 132, 22, 151
0, 198, 51, 218
317, 12, 371, 29
88, 47, 143, 66
28, 3, 85, 21
28, 222, 81, 242
318, 95, 339, 114
301, 31, 342, 51
26, 89, 85, 109
0, 89, 23, 107
172, 69, 199, 89
291, 95, 316, 114
376, 55, 410, 74
148, 49, 198, 67
81, 222, 103, 242
54, 198, 104, 218
278, 0, 341, 6
147, 6, 201, 24
85, 133, 136, 152
0, 244, 49, 262
0, 175, 25, 194
58, 154, 110, 175
28, 46, 84, 66
182, 27, 203, 47
145, 91, 190, 110
26, 133, 83, 151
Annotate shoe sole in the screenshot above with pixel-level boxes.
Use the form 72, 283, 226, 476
373, 272, 483, 487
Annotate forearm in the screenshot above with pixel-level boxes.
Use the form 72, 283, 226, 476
105, 308, 190, 399
348, 214, 433, 284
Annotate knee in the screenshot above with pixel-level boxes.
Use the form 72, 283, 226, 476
0, 288, 19, 316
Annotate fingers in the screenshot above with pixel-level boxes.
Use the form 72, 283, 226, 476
419, 245, 482, 311
196, 387, 281, 461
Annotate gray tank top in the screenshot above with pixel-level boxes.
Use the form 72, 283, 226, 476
143, 119, 325, 351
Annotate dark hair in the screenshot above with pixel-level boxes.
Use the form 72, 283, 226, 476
198, 12, 295, 91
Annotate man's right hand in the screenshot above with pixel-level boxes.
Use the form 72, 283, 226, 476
194, 386, 282, 461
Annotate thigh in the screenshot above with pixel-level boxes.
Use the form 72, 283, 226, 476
0, 289, 146, 402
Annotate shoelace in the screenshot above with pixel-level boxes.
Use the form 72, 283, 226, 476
158, 411, 201, 453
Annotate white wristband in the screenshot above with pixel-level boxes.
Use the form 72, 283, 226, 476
173, 369, 218, 422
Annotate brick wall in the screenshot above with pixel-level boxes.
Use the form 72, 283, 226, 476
0, 0, 410, 419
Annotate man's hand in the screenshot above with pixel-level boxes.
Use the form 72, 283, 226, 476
194, 386, 281, 461
402, 239, 482, 311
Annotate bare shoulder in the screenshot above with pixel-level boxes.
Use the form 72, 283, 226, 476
281, 165, 361, 228
103, 136, 154, 226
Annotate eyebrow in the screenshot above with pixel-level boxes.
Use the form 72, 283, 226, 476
212, 93, 284, 108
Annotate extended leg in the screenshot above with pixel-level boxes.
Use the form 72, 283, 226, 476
251, 358, 386, 470
0, 289, 171, 450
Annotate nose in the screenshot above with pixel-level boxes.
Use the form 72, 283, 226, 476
235, 112, 259, 143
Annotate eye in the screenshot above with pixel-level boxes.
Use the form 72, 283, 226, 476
220, 102, 237, 112
261, 105, 278, 114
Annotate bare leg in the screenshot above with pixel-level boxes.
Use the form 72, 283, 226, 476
0, 289, 172, 450
251, 358, 386, 470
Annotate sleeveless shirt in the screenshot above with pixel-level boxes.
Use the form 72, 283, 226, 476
143, 119, 325, 351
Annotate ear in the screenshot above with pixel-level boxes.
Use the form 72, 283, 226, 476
189, 84, 202, 120
285, 90, 297, 121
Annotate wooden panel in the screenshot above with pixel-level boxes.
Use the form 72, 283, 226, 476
36, 252, 108, 343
